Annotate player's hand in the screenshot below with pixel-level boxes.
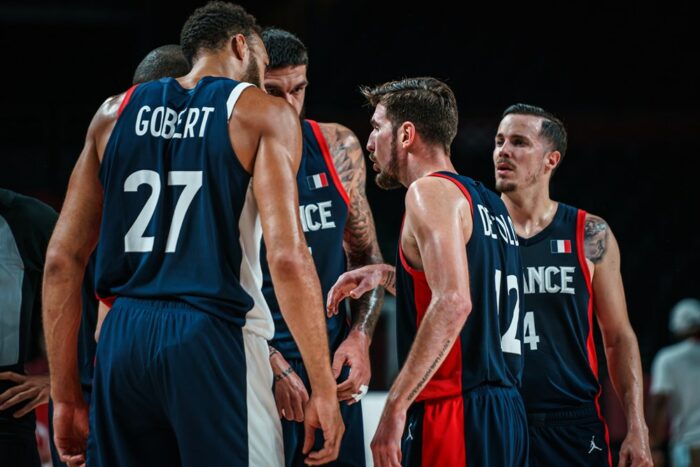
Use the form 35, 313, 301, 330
326, 265, 385, 316
618, 427, 653, 467
371, 404, 405, 467
332, 330, 371, 405
271, 352, 309, 422
52, 400, 89, 467
0, 371, 50, 417
302, 391, 344, 466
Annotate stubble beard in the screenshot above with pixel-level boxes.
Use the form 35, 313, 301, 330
375, 138, 402, 190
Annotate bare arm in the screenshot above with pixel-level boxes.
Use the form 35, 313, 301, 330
42, 95, 120, 464
371, 178, 472, 465
248, 95, 342, 463
43, 98, 116, 404
322, 123, 385, 339
587, 214, 652, 466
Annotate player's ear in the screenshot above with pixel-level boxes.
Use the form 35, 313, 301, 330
545, 150, 561, 172
230, 33, 247, 61
400, 122, 416, 148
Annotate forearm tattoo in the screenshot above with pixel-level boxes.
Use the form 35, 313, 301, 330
584, 215, 609, 264
407, 338, 452, 402
326, 124, 384, 338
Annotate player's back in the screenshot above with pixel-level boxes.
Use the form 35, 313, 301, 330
396, 171, 524, 400
95, 77, 271, 334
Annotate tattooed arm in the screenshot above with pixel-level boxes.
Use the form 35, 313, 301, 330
320, 122, 385, 337
371, 177, 472, 465
586, 213, 652, 467
320, 122, 385, 402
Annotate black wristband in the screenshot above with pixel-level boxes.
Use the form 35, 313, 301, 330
274, 366, 293, 382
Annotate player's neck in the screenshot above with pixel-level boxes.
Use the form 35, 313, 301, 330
178, 55, 245, 88
405, 151, 455, 186
501, 186, 557, 239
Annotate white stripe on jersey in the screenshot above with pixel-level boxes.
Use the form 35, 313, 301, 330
226, 82, 255, 120
244, 330, 283, 466
238, 181, 274, 339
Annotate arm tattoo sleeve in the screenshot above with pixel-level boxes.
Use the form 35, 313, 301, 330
584, 215, 609, 264
327, 124, 385, 338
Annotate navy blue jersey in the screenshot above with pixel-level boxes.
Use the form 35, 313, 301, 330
261, 119, 349, 359
95, 77, 273, 336
395, 172, 524, 400
518, 203, 601, 411
79, 254, 98, 389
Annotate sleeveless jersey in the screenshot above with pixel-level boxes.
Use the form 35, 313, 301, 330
261, 120, 350, 360
518, 203, 600, 411
95, 77, 273, 337
395, 172, 524, 401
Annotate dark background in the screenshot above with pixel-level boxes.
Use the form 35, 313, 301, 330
1, 0, 697, 399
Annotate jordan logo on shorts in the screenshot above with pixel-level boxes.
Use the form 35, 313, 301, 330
588, 435, 602, 454
405, 421, 415, 441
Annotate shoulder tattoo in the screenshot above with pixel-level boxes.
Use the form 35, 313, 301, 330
584, 215, 608, 264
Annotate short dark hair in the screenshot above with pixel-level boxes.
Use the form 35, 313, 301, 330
132, 45, 191, 85
180, 1, 261, 65
361, 77, 458, 154
502, 103, 568, 160
261, 28, 308, 69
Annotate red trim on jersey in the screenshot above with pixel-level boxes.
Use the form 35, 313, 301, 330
95, 291, 116, 308
428, 172, 474, 218
577, 209, 611, 464
307, 120, 350, 207
398, 216, 464, 401
422, 397, 467, 466
117, 84, 139, 118
576, 209, 598, 378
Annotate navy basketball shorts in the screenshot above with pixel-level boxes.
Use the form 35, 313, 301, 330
527, 403, 611, 467
277, 358, 365, 467
400, 385, 528, 467
87, 298, 282, 466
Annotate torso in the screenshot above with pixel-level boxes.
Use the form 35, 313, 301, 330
395, 172, 524, 400
262, 119, 350, 360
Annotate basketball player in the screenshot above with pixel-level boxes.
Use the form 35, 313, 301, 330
329, 77, 528, 466
42, 2, 343, 466
493, 104, 652, 466
46, 43, 191, 467
261, 28, 384, 467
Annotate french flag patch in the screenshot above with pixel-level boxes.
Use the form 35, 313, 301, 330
550, 239, 572, 254
307, 172, 329, 190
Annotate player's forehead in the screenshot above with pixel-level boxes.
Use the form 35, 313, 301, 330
371, 104, 389, 125
498, 113, 542, 137
263, 65, 308, 89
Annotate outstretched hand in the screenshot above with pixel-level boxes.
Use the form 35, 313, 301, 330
326, 265, 387, 316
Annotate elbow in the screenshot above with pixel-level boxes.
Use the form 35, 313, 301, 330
44, 247, 79, 281
266, 246, 311, 280
435, 292, 472, 327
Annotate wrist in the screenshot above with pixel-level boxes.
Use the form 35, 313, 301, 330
348, 328, 372, 348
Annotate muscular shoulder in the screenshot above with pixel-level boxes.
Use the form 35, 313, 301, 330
406, 176, 470, 222
583, 212, 613, 264
317, 122, 365, 187
236, 87, 298, 131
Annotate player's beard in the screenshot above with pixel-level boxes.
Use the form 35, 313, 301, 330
495, 177, 516, 193
242, 55, 261, 88
375, 137, 402, 190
